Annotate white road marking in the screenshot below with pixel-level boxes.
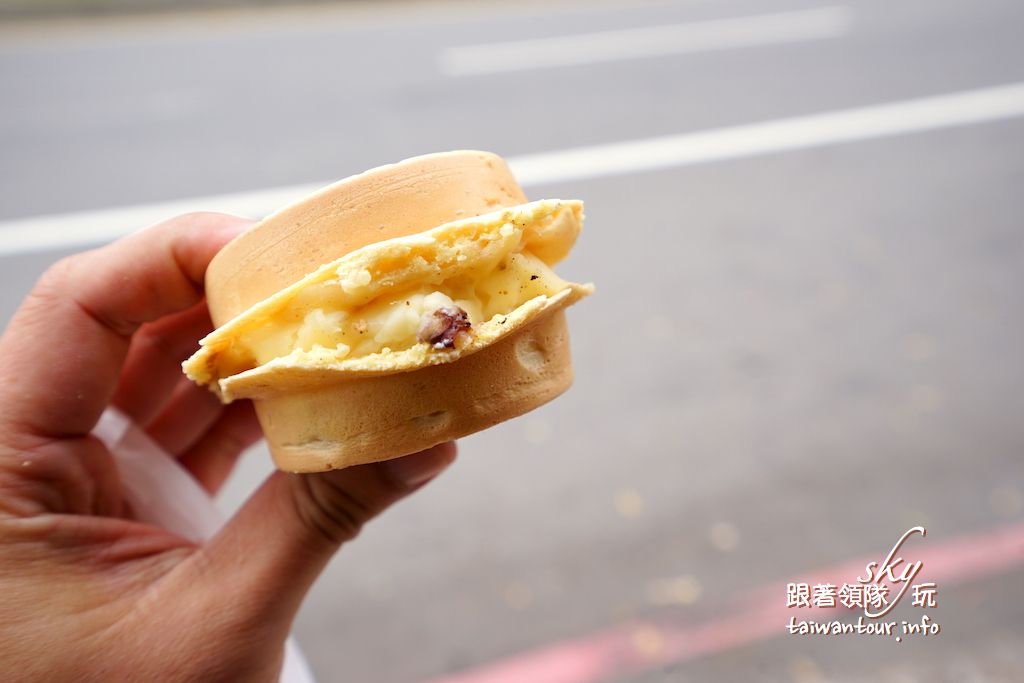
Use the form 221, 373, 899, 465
0, 185, 328, 257
2, 82, 1024, 256
438, 6, 853, 76
508, 81, 1024, 185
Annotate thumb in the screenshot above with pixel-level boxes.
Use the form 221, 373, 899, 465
181, 443, 456, 636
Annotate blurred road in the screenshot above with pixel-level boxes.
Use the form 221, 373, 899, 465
2, 0, 1024, 681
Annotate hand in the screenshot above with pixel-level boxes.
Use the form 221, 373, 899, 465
0, 213, 456, 682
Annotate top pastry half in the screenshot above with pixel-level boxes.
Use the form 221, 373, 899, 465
184, 199, 593, 402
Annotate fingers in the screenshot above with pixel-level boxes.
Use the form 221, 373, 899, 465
0, 213, 252, 440
112, 301, 214, 427
189, 444, 456, 629
177, 401, 262, 494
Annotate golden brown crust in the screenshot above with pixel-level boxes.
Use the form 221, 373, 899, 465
206, 150, 527, 325
201, 150, 580, 472
260, 310, 573, 472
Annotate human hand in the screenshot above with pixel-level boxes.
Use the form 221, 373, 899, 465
0, 213, 456, 682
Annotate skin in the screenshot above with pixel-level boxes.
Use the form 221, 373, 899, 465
0, 213, 456, 682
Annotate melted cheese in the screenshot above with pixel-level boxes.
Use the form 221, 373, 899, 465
210, 248, 568, 379
184, 199, 587, 392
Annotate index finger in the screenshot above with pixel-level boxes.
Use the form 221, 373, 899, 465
0, 212, 252, 440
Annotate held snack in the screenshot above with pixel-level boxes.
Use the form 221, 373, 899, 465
184, 151, 593, 472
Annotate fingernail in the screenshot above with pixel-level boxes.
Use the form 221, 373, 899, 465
224, 221, 255, 239
210, 216, 256, 245
382, 442, 457, 488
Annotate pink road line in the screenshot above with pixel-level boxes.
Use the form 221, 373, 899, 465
421, 521, 1024, 683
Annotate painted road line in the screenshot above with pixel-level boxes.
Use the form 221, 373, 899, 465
438, 6, 853, 76
420, 521, 1024, 683
0, 184, 328, 257
3, 82, 1024, 256
509, 81, 1024, 185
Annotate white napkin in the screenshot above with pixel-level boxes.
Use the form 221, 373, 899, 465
93, 408, 317, 683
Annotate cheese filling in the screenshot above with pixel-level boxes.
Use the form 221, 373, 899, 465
213, 248, 568, 378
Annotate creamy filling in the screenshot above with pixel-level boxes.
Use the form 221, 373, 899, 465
215, 248, 567, 376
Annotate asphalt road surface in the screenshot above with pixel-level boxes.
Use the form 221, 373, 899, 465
2, 1, 1023, 681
